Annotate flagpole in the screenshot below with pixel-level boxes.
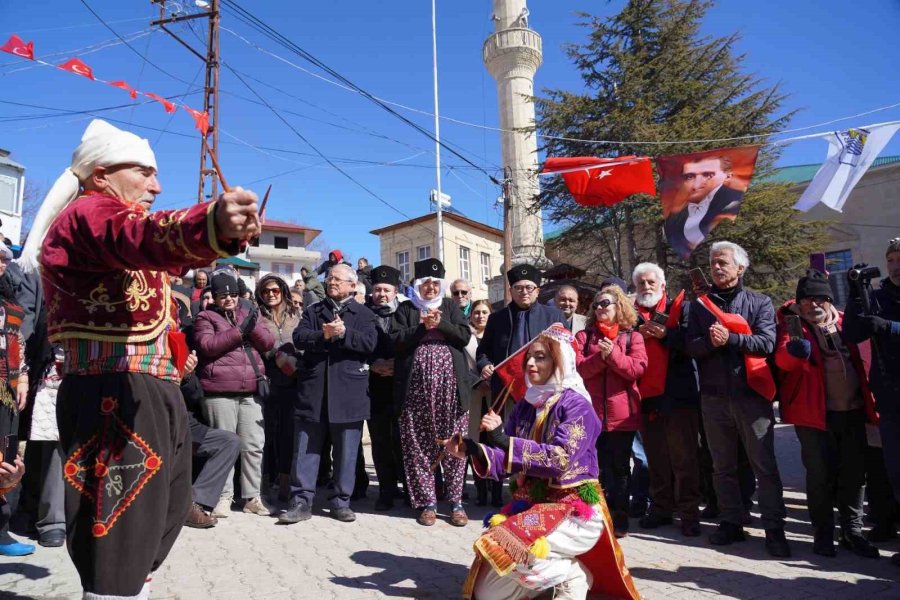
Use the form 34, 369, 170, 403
431, 0, 444, 263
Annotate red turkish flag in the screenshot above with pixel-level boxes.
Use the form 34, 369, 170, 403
543, 156, 656, 207
0, 34, 34, 60
184, 106, 210, 135
493, 343, 529, 403
108, 80, 138, 99
145, 93, 177, 114
58, 58, 94, 80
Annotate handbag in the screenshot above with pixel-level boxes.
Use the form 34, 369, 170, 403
243, 344, 270, 400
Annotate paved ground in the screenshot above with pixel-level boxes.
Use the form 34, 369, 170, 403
2, 424, 899, 599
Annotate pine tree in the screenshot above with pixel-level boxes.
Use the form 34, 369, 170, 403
535, 0, 827, 302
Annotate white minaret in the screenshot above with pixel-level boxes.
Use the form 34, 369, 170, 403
483, 0, 549, 268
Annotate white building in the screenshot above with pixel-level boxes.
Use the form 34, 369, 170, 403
244, 218, 322, 282
0, 149, 25, 246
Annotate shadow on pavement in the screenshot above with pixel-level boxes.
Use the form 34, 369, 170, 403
331, 550, 469, 598
0, 561, 51, 581
629, 564, 898, 597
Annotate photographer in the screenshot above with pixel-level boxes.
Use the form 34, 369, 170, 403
843, 237, 900, 567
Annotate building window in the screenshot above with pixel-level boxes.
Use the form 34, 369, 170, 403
396, 251, 410, 284
417, 245, 432, 261
459, 246, 471, 282
480, 252, 491, 284
274, 236, 289, 250
826, 249, 853, 308
271, 262, 294, 275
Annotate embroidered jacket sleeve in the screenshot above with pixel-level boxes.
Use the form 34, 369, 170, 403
41, 195, 241, 276
471, 396, 598, 482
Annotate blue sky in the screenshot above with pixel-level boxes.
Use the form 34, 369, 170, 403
1, 0, 898, 265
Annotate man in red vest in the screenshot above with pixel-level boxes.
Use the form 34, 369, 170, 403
631, 262, 702, 537
685, 241, 789, 557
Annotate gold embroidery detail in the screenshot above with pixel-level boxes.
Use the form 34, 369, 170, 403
549, 446, 570, 470
564, 417, 587, 452
521, 444, 551, 470
80, 272, 157, 314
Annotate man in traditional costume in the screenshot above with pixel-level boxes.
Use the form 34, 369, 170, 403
26, 119, 259, 600
445, 324, 640, 600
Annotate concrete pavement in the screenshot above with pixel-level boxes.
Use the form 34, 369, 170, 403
1, 425, 898, 599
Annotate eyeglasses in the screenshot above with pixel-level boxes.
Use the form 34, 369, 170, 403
325, 276, 352, 284
799, 296, 832, 304
262, 288, 282, 296
292, 301, 303, 308
451, 290, 470, 297
216, 292, 239, 299
512, 284, 537, 293
592, 299, 613, 310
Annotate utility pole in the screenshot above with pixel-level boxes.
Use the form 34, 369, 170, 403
150, 0, 221, 203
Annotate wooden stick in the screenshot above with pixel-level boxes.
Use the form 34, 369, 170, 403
203, 138, 230, 192
489, 381, 514, 416
259, 184, 272, 219
431, 432, 462, 472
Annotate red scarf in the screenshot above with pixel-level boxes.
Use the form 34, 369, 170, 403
697, 295, 776, 401
595, 321, 619, 340
636, 290, 685, 399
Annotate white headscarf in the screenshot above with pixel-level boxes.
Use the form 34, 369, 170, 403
523, 323, 591, 407
18, 119, 157, 273
410, 276, 449, 313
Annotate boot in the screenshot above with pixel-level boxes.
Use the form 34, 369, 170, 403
552, 560, 592, 600
490, 480, 504, 508
708, 522, 746, 546
474, 478, 487, 507
764, 528, 791, 558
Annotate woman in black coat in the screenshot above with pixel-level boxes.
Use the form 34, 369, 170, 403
391, 258, 471, 528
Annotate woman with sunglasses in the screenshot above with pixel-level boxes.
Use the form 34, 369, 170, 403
194, 271, 274, 518
254, 274, 300, 503
576, 285, 647, 538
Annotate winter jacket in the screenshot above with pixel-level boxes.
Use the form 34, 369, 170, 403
575, 328, 648, 432
686, 281, 776, 400
357, 265, 373, 294
774, 300, 877, 431
194, 304, 274, 395
391, 298, 472, 414
844, 277, 900, 414
635, 297, 699, 413
293, 297, 378, 423
476, 301, 566, 397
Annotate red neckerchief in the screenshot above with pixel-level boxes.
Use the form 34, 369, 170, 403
595, 321, 619, 340
697, 294, 776, 401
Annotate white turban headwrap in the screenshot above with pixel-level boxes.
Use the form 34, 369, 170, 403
17, 119, 157, 273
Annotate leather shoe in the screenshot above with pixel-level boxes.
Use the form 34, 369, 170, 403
701, 504, 720, 519
278, 501, 312, 524
331, 507, 356, 523
681, 519, 701, 537
639, 512, 673, 529
708, 522, 746, 546
764, 528, 791, 558
38, 529, 66, 547
185, 503, 217, 529
612, 511, 629, 538
450, 507, 469, 527
840, 531, 879, 559
417, 508, 437, 526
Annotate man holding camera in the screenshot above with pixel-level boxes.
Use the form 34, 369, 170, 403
774, 269, 879, 558
844, 237, 900, 567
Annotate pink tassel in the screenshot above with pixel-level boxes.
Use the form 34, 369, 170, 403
570, 499, 594, 520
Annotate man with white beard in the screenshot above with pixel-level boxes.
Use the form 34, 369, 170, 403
631, 263, 703, 537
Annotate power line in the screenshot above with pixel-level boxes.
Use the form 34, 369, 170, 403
218, 0, 500, 183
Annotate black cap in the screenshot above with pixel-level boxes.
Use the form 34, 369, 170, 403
600, 276, 628, 293
211, 272, 239, 296
414, 258, 445, 280
796, 269, 833, 302
371, 265, 401, 288
507, 264, 542, 286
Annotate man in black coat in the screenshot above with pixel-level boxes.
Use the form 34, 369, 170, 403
476, 264, 566, 398
664, 156, 744, 258
280, 264, 377, 525
364, 265, 405, 511
685, 241, 789, 557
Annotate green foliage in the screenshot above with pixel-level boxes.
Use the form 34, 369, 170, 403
535, 0, 828, 300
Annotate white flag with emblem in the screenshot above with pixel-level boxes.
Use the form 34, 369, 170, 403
794, 123, 900, 212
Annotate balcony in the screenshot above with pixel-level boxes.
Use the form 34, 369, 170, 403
483, 27, 542, 76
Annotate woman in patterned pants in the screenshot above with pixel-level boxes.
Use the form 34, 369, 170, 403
391, 258, 472, 527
